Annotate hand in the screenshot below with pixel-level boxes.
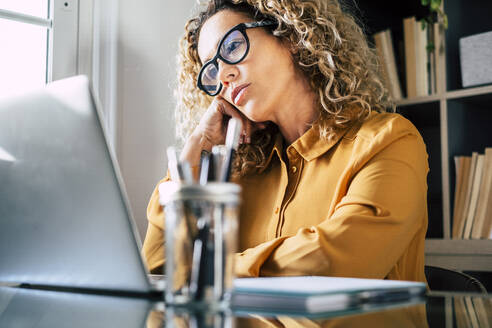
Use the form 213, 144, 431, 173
193, 96, 266, 150
180, 97, 267, 169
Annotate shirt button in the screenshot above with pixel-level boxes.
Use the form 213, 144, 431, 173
274, 207, 279, 214
292, 166, 297, 173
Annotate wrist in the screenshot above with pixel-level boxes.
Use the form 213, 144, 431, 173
192, 130, 214, 153
180, 131, 213, 167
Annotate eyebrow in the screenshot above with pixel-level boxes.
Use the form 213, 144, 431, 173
200, 21, 252, 64
202, 36, 222, 64
201, 22, 241, 64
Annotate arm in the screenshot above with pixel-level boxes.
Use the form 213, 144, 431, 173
142, 94, 269, 271
142, 175, 169, 273
235, 133, 428, 278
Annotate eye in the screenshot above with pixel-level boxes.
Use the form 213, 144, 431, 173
220, 30, 247, 62
204, 64, 218, 80
224, 40, 244, 55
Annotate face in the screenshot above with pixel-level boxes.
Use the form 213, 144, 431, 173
197, 10, 298, 123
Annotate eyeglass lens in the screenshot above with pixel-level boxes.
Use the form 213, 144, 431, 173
200, 29, 248, 94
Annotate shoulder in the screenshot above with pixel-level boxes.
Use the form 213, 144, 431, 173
350, 111, 421, 143
342, 111, 428, 171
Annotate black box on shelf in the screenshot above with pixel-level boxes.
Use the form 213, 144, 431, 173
459, 31, 492, 88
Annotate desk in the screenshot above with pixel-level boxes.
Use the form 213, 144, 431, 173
0, 286, 490, 327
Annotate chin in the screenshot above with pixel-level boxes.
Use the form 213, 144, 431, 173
241, 103, 267, 123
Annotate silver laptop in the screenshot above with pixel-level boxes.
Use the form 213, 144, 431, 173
0, 75, 162, 295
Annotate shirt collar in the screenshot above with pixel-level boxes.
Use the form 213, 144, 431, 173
289, 123, 348, 161
258, 132, 283, 174
258, 121, 353, 173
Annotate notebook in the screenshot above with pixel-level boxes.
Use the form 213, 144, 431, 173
0, 75, 161, 296
232, 276, 426, 314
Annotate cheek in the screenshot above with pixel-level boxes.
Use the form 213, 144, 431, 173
253, 48, 295, 90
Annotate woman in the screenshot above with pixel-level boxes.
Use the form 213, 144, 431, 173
142, 0, 429, 282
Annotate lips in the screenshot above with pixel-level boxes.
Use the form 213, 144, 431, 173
231, 83, 250, 106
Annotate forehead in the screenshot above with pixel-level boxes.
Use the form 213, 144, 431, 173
197, 10, 251, 63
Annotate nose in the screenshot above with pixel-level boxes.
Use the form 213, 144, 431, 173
217, 60, 238, 88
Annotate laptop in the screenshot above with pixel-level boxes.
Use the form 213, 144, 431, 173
0, 75, 162, 296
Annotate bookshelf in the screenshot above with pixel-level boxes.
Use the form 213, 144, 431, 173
355, 0, 492, 273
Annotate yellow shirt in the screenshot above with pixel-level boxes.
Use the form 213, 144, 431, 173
142, 112, 429, 282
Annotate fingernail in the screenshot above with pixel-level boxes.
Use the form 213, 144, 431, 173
246, 136, 251, 144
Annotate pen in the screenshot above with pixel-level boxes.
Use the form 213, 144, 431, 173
166, 146, 181, 182
178, 161, 194, 184
219, 118, 243, 182
189, 216, 210, 300
199, 152, 211, 185
211, 145, 227, 182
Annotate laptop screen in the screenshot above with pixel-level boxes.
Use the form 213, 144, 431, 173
0, 76, 152, 293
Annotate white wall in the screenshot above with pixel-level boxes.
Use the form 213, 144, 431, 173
116, 1, 196, 241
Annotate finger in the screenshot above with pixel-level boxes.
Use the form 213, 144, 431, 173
215, 97, 243, 120
215, 98, 251, 139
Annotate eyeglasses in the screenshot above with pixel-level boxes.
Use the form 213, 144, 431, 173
197, 20, 277, 96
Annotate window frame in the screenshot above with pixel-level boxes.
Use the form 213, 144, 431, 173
0, 0, 118, 151
0, 0, 79, 85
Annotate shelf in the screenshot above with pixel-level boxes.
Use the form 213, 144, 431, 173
394, 84, 492, 108
360, 0, 492, 272
395, 94, 441, 107
446, 84, 492, 100
426, 239, 492, 254
425, 239, 492, 271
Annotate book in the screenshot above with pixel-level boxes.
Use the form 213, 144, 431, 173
453, 156, 466, 236
481, 148, 492, 238
471, 148, 492, 238
403, 17, 430, 98
452, 156, 472, 238
484, 191, 492, 238
463, 154, 485, 239
416, 19, 429, 97
403, 16, 418, 98
427, 23, 439, 95
457, 152, 479, 238
433, 22, 444, 94
455, 297, 471, 328
465, 296, 481, 328
232, 276, 425, 314
472, 297, 492, 327
472, 148, 492, 239
373, 29, 403, 101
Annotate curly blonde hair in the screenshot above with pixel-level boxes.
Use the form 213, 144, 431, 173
175, 0, 393, 176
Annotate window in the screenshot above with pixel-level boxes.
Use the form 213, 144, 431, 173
0, 1, 50, 95
0, 0, 118, 149
0, 0, 78, 97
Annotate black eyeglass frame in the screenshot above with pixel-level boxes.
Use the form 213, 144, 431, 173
197, 20, 277, 96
